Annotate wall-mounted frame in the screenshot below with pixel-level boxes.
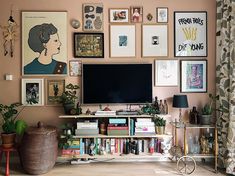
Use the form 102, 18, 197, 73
109, 8, 129, 23
157, 7, 168, 23
130, 6, 143, 23
174, 11, 207, 57
46, 79, 65, 106
180, 60, 207, 93
21, 78, 44, 106
110, 25, 136, 57
74, 33, 104, 58
83, 3, 103, 31
69, 60, 82, 76
155, 60, 178, 86
22, 11, 67, 76
142, 24, 168, 57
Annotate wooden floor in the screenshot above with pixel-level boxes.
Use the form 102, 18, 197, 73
1, 160, 226, 176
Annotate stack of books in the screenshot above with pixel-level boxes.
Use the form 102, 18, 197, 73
135, 118, 155, 135
61, 140, 80, 156
107, 118, 129, 135
75, 119, 99, 136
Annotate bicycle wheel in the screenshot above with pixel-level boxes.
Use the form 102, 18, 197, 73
177, 156, 196, 175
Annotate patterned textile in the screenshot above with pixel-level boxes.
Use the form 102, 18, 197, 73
216, 0, 235, 174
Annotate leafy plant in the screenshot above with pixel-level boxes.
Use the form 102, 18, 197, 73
60, 83, 79, 104
58, 123, 74, 149
141, 103, 160, 115
202, 93, 219, 115
153, 116, 166, 126
0, 103, 27, 135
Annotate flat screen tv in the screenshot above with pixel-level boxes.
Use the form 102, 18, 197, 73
82, 64, 152, 104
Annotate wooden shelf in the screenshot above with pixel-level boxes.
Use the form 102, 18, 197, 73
186, 154, 215, 158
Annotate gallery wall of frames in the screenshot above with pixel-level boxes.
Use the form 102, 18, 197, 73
0, 0, 216, 126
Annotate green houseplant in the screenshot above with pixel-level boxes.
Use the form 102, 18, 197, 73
201, 93, 219, 125
153, 116, 166, 135
60, 83, 79, 115
0, 102, 27, 148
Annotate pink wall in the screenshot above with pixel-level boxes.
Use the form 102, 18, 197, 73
0, 0, 216, 133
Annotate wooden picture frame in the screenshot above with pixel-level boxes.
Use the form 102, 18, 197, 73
109, 8, 129, 23
74, 33, 104, 58
46, 79, 65, 105
155, 60, 178, 86
109, 25, 136, 57
21, 78, 44, 106
180, 60, 207, 93
174, 11, 207, 57
22, 11, 67, 76
157, 7, 168, 23
130, 6, 143, 23
142, 24, 168, 57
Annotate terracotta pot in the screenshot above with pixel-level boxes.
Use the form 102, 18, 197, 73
155, 126, 165, 135
1, 133, 16, 148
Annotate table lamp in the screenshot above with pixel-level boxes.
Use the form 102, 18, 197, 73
173, 95, 188, 123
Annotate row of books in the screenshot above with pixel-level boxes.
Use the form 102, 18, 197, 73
76, 119, 99, 136
61, 138, 163, 156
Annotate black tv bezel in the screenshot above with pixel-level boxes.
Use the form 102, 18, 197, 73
81, 63, 153, 105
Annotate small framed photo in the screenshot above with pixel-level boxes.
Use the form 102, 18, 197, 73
109, 8, 129, 23
69, 60, 82, 76
110, 25, 136, 57
130, 6, 143, 23
180, 60, 207, 93
46, 79, 65, 105
157, 7, 168, 23
142, 24, 168, 57
21, 78, 44, 106
83, 3, 103, 31
174, 11, 207, 57
74, 33, 104, 58
155, 60, 178, 86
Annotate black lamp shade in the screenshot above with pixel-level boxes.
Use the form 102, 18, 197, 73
173, 95, 188, 108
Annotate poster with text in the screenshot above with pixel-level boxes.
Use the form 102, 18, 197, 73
174, 12, 207, 57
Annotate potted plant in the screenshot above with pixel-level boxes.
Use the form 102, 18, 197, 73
60, 83, 79, 115
0, 103, 27, 148
153, 116, 166, 135
201, 93, 219, 125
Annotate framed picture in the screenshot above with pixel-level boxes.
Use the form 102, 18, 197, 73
21, 78, 44, 106
46, 79, 65, 105
157, 7, 168, 23
130, 6, 143, 23
110, 25, 136, 57
142, 24, 168, 57
83, 3, 103, 31
22, 11, 67, 76
69, 60, 82, 76
155, 60, 178, 86
109, 8, 129, 23
74, 33, 104, 58
180, 60, 207, 93
174, 11, 207, 57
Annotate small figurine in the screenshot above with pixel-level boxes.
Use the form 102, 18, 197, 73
200, 135, 210, 154
89, 142, 96, 156
85, 108, 91, 115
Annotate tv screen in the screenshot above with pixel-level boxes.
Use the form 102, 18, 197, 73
82, 64, 152, 104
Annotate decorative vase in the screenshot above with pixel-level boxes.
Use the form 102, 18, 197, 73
63, 103, 75, 115
155, 126, 165, 135
200, 115, 212, 125
1, 133, 16, 148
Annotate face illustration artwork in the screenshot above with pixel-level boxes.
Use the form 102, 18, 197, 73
44, 33, 62, 57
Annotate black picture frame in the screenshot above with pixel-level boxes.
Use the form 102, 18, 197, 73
180, 59, 207, 93
74, 33, 104, 58
174, 11, 207, 57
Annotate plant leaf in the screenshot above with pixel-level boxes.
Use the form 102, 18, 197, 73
15, 120, 27, 135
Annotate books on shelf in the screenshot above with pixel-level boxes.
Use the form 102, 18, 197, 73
75, 129, 99, 136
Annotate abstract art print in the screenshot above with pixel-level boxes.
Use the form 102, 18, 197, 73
110, 25, 136, 57
46, 79, 65, 105
69, 60, 82, 76
74, 33, 104, 58
180, 60, 207, 93
157, 7, 168, 23
21, 78, 44, 106
174, 11, 207, 57
109, 9, 129, 23
83, 3, 103, 31
22, 11, 67, 75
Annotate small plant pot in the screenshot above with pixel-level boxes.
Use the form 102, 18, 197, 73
200, 115, 212, 125
63, 103, 75, 115
1, 133, 16, 148
155, 126, 165, 135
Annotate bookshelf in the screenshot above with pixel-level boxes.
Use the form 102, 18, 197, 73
59, 114, 172, 160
